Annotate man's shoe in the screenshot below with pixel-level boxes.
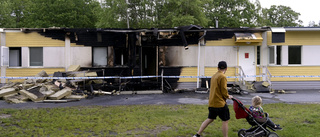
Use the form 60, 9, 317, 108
274, 126, 283, 130
193, 134, 201, 137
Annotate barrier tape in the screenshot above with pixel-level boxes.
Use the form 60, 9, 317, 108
2, 75, 320, 80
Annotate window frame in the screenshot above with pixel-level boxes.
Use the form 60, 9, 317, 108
9, 47, 22, 67
268, 45, 282, 65
29, 47, 43, 67
288, 45, 302, 65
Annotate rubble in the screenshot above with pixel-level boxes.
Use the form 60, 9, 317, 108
0, 88, 18, 97
0, 68, 116, 104
48, 87, 73, 100
19, 89, 45, 102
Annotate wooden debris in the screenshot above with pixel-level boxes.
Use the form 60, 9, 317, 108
91, 79, 103, 84
136, 90, 163, 94
27, 85, 41, 91
262, 82, 270, 88
22, 84, 35, 90
0, 82, 19, 90
277, 90, 296, 94
0, 88, 18, 97
67, 65, 81, 72
5, 94, 29, 104
19, 89, 45, 102
75, 72, 97, 77
43, 100, 68, 103
3, 93, 19, 100
65, 95, 86, 100
45, 84, 60, 92
35, 70, 49, 83
40, 90, 55, 97
48, 87, 72, 100
93, 90, 112, 95
0, 69, 117, 104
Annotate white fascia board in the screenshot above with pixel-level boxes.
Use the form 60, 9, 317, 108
270, 27, 286, 33
285, 27, 320, 31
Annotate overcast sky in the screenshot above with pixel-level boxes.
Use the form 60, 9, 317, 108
259, 0, 320, 26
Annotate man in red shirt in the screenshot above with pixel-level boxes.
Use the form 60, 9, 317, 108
194, 61, 233, 137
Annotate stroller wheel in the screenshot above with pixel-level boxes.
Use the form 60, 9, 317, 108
238, 129, 246, 137
267, 132, 279, 137
244, 133, 254, 137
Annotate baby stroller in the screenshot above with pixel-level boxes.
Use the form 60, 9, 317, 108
232, 98, 279, 137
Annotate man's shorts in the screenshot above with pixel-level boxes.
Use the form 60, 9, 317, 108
208, 104, 230, 121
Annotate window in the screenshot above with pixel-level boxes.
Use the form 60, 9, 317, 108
114, 47, 128, 66
257, 46, 260, 65
269, 45, 281, 65
93, 47, 108, 67
269, 46, 274, 64
30, 47, 43, 66
272, 32, 285, 43
288, 46, 301, 64
9, 47, 21, 67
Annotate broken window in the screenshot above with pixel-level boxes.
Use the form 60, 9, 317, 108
288, 46, 301, 64
30, 47, 43, 66
114, 48, 128, 66
93, 47, 108, 67
269, 45, 281, 65
9, 47, 21, 67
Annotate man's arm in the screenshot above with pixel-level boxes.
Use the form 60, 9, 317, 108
221, 76, 232, 99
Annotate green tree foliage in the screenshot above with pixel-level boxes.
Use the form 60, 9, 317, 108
158, 0, 209, 28
261, 5, 302, 27
22, 0, 100, 28
0, 0, 100, 28
97, 0, 208, 28
0, 0, 303, 28
204, 0, 259, 28
0, 0, 14, 27
0, 0, 28, 28
95, 0, 128, 28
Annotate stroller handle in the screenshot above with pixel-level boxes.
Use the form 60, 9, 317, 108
231, 97, 241, 104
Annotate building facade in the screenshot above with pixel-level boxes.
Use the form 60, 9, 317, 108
1, 27, 320, 90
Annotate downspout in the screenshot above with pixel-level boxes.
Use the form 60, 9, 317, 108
197, 30, 207, 88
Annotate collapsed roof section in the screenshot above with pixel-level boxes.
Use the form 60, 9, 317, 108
16, 26, 269, 47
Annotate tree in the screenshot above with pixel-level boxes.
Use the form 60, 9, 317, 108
261, 5, 302, 27
0, 0, 29, 28
0, 0, 14, 27
204, 0, 259, 28
21, 0, 100, 28
96, 0, 166, 28
0, 0, 304, 29
95, 0, 128, 28
158, 0, 209, 28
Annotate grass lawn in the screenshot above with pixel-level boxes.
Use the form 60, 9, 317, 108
0, 103, 319, 137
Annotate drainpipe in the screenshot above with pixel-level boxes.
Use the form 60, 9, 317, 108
197, 30, 207, 88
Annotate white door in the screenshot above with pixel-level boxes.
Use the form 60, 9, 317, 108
239, 46, 256, 81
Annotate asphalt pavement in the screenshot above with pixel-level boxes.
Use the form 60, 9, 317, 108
0, 89, 320, 109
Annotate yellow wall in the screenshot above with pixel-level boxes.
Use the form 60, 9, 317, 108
6, 68, 65, 82
267, 31, 320, 45
206, 32, 263, 46
268, 66, 320, 81
256, 66, 262, 81
206, 37, 262, 46
6, 32, 80, 47
178, 67, 236, 82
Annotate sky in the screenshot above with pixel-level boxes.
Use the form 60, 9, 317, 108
259, 0, 320, 26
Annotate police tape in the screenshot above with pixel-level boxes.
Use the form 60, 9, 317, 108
1, 75, 320, 80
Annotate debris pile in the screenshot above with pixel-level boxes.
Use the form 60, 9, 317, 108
0, 66, 116, 104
